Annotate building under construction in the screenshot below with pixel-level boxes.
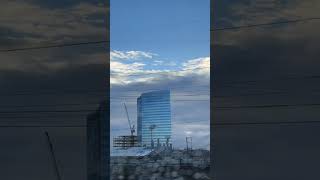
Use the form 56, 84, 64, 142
113, 90, 172, 149
113, 135, 139, 148
113, 102, 140, 149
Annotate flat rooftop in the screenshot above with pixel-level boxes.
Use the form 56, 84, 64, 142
111, 147, 153, 157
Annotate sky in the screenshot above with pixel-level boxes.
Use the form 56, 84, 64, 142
2, 0, 320, 179
0, 0, 107, 179
110, 0, 210, 150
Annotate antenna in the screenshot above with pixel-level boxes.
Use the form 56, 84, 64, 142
186, 137, 193, 151
149, 124, 156, 148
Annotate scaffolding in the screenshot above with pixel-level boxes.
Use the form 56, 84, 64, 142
113, 135, 139, 148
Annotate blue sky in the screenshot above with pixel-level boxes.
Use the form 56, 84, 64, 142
111, 0, 210, 64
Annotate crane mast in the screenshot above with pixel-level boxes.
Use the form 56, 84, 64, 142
123, 102, 135, 136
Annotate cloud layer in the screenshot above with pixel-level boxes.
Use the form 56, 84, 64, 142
110, 50, 210, 86
110, 50, 210, 150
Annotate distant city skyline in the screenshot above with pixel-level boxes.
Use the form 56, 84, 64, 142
110, 0, 210, 150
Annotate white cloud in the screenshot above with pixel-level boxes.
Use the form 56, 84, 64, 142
110, 51, 210, 86
166, 61, 177, 66
110, 52, 210, 149
182, 57, 210, 75
152, 60, 177, 67
111, 50, 157, 61
111, 61, 145, 73
152, 60, 164, 66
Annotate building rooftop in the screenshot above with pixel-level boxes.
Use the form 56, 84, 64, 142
111, 147, 153, 157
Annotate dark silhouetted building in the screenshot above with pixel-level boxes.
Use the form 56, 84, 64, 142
87, 101, 109, 180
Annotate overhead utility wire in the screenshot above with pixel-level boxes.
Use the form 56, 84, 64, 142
100, 120, 320, 127
0, 109, 98, 114
0, 91, 208, 97
0, 40, 108, 52
0, 86, 208, 96
213, 103, 320, 110
213, 74, 320, 86
2, 120, 320, 128
0, 102, 103, 109
213, 120, 320, 127
212, 17, 320, 31
0, 114, 90, 119
0, 102, 316, 114
3, 91, 320, 109
1, 17, 318, 53
0, 125, 86, 128
213, 89, 320, 98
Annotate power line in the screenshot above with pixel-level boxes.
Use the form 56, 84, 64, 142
0, 109, 97, 114
0, 17, 318, 53
213, 120, 320, 127
212, 17, 320, 31
213, 89, 320, 98
0, 92, 207, 98
3, 99, 320, 113
214, 103, 320, 110
2, 120, 320, 128
0, 125, 86, 128
0, 40, 108, 52
1, 74, 317, 98
0, 86, 208, 97
110, 120, 320, 128
0, 102, 103, 109
0, 114, 89, 119
213, 74, 320, 86
0, 91, 108, 97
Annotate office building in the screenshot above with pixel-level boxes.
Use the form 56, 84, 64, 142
137, 90, 171, 148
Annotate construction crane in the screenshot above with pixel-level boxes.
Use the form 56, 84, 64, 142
44, 131, 62, 180
123, 102, 135, 136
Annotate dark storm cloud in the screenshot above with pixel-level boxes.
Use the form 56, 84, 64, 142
212, 0, 320, 179
0, 0, 107, 49
27, 0, 106, 9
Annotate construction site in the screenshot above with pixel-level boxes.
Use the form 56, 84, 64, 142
112, 102, 140, 149
111, 100, 210, 179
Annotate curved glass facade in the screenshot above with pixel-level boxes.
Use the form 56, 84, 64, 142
137, 90, 171, 147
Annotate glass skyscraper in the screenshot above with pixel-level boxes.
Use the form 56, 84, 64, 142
137, 90, 171, 148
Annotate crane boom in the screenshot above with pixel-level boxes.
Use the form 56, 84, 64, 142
44, 131, 62, 180
123, 102, 135, 136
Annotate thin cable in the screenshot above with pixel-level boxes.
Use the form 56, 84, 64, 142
213, 120, 320, 127
0, 109, 98, 114
214, 103, 320, 110
213, 74, 320, 87
212, 17, 320, 31
0, 40, 108, 52
0, 125, 86, 128
0, 102, 102, 109
1, 17, 318, 52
